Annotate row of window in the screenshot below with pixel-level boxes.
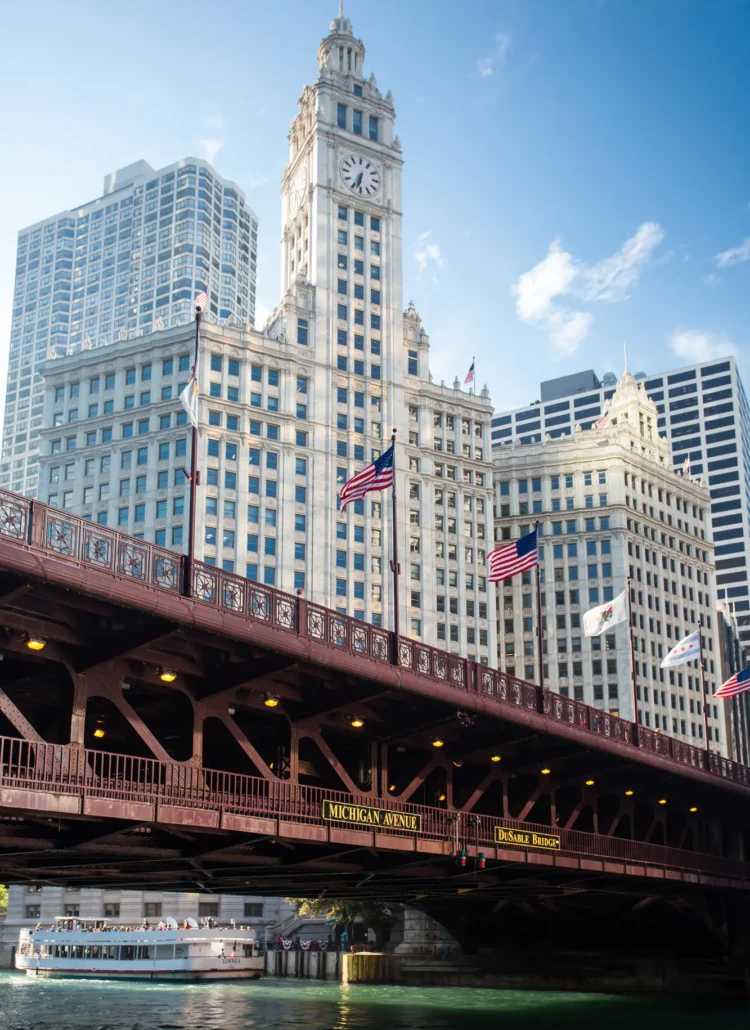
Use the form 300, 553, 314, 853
53, 358, 191, 403
498, 472, 607, 496
336, 103, 379, 141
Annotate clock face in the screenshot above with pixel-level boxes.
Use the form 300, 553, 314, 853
340, 154, 381, 197
289, 165, 308, 215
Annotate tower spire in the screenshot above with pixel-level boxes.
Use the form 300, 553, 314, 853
338, 0, 344, 17
623, 342, 629, 375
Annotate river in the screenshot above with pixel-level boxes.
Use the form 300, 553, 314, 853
0, 973, 746, 1029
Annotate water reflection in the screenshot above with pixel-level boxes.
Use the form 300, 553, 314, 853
0, 973, 746, 1030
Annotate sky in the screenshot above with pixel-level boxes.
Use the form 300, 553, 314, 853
1, 0, 749, 420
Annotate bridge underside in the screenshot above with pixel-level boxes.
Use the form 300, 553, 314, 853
0, 531, 749, 906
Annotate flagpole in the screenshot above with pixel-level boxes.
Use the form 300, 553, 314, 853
185, 306, 201, 597
389, 429, 400, 665
626, 577, 639, 739
534, 522, 544, 692
699, 631, 710, 757
472, 355, 475, 397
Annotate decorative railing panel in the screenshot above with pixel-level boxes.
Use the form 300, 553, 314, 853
0, 736, 748, 884
0, 487, 749, 792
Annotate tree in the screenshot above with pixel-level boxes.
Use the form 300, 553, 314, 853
0, 885, 7, 917
288, 897, 396, 950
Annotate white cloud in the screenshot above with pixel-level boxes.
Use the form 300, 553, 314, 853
414, 231, 443, 275
546, 310, 593, 355
515, 238, 578, 320
582, 222, 664, 302
477, 33, 511, 78
513, 222, 664, 355
200, 138, 223, 163
714, 237, 750, 268
703, 273, 720, 287
669, 330, 737, 364
245, 175, 270, 189
199, 114, 225, 165
253, 303, 273, 330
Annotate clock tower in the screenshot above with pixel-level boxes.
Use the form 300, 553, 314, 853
278, 7, 406, 616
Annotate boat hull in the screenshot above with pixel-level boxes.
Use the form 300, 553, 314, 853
23, 966, 263, 981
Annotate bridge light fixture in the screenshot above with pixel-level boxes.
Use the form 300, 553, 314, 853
263, 694, 280, 708
432, 737, 445, 748
159, 668, 177, 683
388, 784, 396, 792
26, 636, 46, 651
452, 759, 464, 768
658, 798, 667, 805
585, 779, 595, 786
625, 790, 634, 796
93, 728, 106, 739
438, 793, 447, 802
490, 752, 502, 763
689, 806, 698, 813
351, 717, 364, 728
540, 767, 551, 775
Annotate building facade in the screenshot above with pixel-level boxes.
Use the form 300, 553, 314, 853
493, 369, 728, 754
492, 356, 750, 654
0, 886, 293, 967
36, 12, 496, 662
2, 158, 258, 500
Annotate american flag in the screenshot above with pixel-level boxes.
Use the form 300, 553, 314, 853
487, 528, 538, 582
594, 413, 611, 430
464, 361, 475, 386
195, 291, 208, 312
714, 667, 750, 699
339, 444, 394, 509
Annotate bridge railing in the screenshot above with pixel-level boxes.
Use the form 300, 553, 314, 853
0, 735, 748, 883
1, 486, 750, 790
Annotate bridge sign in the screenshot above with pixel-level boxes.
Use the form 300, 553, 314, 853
494, 826, 561, 851
322, 799, 422, 833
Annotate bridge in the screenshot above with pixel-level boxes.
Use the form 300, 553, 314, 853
1, 485, 750, 969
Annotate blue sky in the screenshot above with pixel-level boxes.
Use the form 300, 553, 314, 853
1, 0, 748, 416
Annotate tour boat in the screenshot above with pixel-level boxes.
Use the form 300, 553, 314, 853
15, 916, 264, 980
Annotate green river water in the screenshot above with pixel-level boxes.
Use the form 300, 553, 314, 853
0, 973, 746, 1029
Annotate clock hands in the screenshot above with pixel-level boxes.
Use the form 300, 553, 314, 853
354, 172, 364, 188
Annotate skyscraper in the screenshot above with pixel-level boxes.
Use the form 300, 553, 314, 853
492, 369, 727, 754
35, 11, 496, 663
492, 355, 750, 653
1, 158, 257, 499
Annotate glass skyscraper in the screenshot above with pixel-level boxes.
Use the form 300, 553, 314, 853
1, 158, 257, 498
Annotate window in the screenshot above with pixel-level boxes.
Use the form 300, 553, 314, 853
353, 109, 363, 135
144, 903, 162, 918
25, 905, 41, 919
337, 102, 347, 129
244, 902, 263, 918
297, 319, 308, 345
369, 115, 379, 141
104, 903, 120, 918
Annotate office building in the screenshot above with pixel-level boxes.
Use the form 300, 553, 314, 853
2, 158, 258, 499
493, 367, 728, 754
492, 355, 750, 653
36, 11, 496, 662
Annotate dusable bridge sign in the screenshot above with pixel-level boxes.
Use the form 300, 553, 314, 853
494, 826, 561, 851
